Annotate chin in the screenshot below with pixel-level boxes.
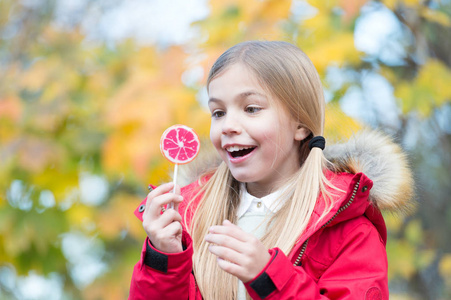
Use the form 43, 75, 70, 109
229, 170, 256, 184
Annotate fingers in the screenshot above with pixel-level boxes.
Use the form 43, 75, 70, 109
143, 209, 179, 238
206, 230, 248, 279
144, 183, 183, 219
142, 182, 183, 238
207, 242, 245, 266
205, 220, 271, 282
151, 216, 183, 242
205, 232, 248, 254
158, 207, 183, 228
208, 220, 250, 243
162, 219, 183, 237
216, 256, 246, 278
205, 220, 252, 256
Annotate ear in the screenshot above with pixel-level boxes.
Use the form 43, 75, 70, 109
294, 125, 310, 141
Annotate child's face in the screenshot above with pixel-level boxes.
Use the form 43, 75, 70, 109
208, 63, 309, 197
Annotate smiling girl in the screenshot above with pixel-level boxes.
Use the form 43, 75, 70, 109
129, 41, 413, 299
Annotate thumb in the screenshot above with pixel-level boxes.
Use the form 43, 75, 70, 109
223, 219, 234, 226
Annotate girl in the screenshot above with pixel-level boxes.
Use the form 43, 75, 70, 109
129, 41, 413, 299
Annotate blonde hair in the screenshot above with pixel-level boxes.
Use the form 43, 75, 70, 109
189, 41, 335, 299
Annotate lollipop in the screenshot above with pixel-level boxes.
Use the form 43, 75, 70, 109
160, 125, 200, 208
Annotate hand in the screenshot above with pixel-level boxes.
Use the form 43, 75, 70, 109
205, 220, 271, 283
142, 182, 184, 253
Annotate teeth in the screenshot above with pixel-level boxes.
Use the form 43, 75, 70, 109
226, 145, 253, 152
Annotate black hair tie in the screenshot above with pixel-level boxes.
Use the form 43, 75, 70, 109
308, 136, 326, 150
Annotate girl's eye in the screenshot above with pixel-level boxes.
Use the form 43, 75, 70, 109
246, 106, 262, 114
211, 110, 225, 118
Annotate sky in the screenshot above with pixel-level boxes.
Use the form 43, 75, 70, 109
49, 0, 210, 46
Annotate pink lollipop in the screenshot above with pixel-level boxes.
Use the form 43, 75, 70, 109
160, 125, 200, 207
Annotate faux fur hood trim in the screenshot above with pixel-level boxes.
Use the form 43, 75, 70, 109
324, 129, 414, 213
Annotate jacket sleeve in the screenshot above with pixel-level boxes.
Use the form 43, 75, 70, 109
244, 222, 388, 299
129, 231, 196, 300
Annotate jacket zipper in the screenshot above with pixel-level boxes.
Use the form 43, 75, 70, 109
293, 180, 361, 266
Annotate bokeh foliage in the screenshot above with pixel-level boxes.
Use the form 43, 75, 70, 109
0, 0, 450, 299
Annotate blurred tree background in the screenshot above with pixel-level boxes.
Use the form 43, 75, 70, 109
0, 0, 450, 299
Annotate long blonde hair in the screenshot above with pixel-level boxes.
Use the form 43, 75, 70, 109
189, 41, 334, 299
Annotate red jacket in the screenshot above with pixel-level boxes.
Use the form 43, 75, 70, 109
129, 170, 389, 299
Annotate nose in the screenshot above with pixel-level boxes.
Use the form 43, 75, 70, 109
222, 114, 242, 135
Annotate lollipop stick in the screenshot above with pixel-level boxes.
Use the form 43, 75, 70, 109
168, 163, 178, 209
172, 163, 178, 193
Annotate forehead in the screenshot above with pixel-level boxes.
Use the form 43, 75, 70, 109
209, 64, 260, 88
208, 64, 277, 107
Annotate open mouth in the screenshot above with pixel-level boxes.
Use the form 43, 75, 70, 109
226, 146, 256, 158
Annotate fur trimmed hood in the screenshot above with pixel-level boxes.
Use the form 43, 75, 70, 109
324, 129, 414, 213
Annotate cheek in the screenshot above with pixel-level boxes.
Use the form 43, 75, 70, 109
258, 123, 279, 142
209, 124, 221, 149
261, 122, 295, 152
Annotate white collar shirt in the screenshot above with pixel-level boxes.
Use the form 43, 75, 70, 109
237, 183, 291, 219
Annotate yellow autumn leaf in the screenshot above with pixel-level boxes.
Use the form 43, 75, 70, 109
39, 81, 66, 103
190, 113, 211, 139
0, 95, 22, 141
243, 0, 266, 18
96, 193, 143, 240
382, 0, 397, 10
3, 214, 38, 257
325, 102, 362, 140
66, 203, 93, 227
201, 19, 243, 47
128, 133, 162, 179
415, 249, 435, 270
439, 254, 451, 280
383, 212, 404, 232
208, 0, 243, 16
199, 0, 289, 48
145, 159, 172, 186
0, 213, 15, 256
102, 135, 129, 176
402, 0, 423, 7
384, 0, 422, 9
421, 7, 451, 27
306, 33, 361, 74
302, 12, 334, 42
102, 130, 162, 180
157, 46, 191, 81
405, 219, 423, 245
130, 47, 159, 72
308, 0, 338, 10
379, 66, 399, 85
168, 90, 210, 130
386, 239, 416, 280
20, 60, 51, 91
396, 59, 451, 116
395, 83, 413, 114
15, 138, 61, 173
416, 60, 451, 105
258, 0, 292, 23
84, 71, 112, 100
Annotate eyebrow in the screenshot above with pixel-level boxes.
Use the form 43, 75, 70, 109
207, 97, 222, 105
208, 90, 266, 104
